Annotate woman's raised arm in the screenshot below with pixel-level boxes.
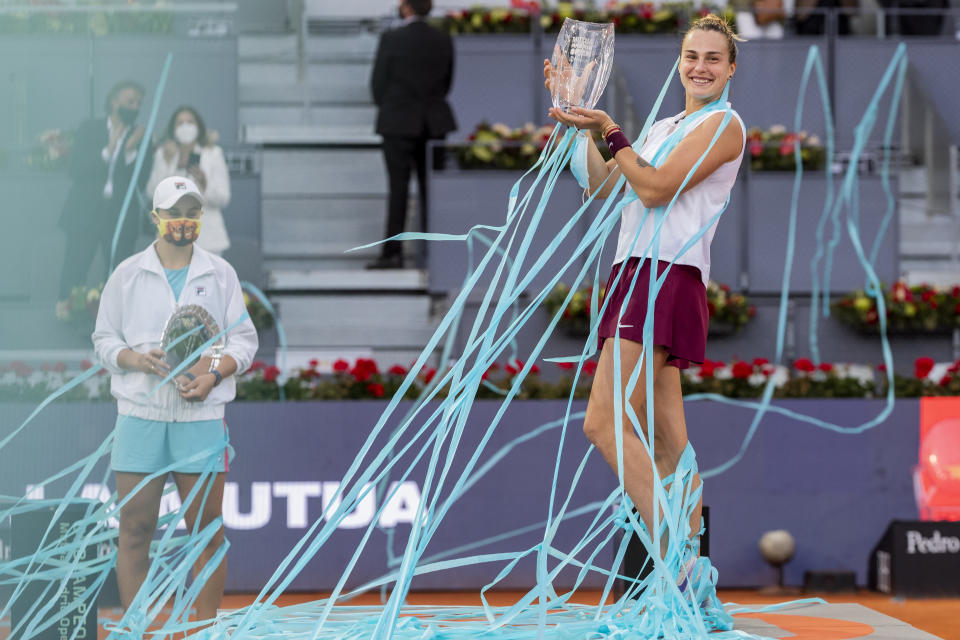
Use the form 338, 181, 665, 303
552, 106, 742, 208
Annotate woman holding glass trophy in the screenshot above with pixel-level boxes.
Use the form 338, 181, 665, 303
545, 14, 745, 605
92, 176, 258, 624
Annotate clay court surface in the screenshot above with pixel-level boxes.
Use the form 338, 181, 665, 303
218, 589, 959, 639
2, 589, 956, 639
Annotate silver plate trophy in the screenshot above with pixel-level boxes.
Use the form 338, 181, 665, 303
550, 18, 615, 112
161, 305, 224, 386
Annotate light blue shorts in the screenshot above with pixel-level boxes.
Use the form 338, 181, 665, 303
111, 415, 235, 474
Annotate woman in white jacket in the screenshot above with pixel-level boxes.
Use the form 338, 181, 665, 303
93, 176, 257, 624
147, 106, 232, 254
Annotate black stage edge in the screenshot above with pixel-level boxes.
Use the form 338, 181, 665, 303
617, 506, 709, 597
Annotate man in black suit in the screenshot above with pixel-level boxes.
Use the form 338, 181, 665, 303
368, 0, 457, 269
57, 80, 154, 300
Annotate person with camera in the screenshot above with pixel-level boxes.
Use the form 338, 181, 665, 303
147, 106, 232, 255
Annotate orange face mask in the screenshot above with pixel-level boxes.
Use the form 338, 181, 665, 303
156, 215, 202, 246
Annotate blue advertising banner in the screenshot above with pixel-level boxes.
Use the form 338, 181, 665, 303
0, 399, 919, 590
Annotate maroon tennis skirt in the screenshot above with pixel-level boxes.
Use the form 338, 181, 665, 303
597, 258, 708, 369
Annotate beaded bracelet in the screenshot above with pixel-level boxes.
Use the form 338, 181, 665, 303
602, 126, 622, 140
601, 121, 621, 137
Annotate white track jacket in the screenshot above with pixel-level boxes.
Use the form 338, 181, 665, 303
93, 243, 258, 421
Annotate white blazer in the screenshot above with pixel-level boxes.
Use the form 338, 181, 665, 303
93, 244, 258, 421
147, 144, 232, 254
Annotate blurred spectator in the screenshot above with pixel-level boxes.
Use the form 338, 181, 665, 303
794, 0, 857, 34
877, 0, 947, 35
147, 106, 231, 255
57, 79, 154, 300
368, 0, 457, 270
735, 0, 791, 38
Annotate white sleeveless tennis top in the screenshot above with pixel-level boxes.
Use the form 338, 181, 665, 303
613, 104, 745, 285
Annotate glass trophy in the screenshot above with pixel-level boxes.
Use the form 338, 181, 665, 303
550, 18, 615, 112
161, 304, 224, 389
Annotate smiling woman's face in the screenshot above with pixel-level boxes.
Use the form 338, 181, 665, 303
678, 29, 735, 104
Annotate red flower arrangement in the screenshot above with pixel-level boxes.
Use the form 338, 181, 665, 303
0, 360, 110, 401
455, 121, 558, 171
777, 359, 876, 398
238, 357, 421, 401
476, 357, 598, 399
746, 125, 825, 171
683, 358, 773, 397
915, 356, 935, 379
833, 281, 960, 334
884, 356, 960, 397
706, 281, 755, 334
235, 355, 606, 401
435, 5, 535, 34
683, 357, 876, 398
55, 283, 103, 332
263, 365, 281, 383
14, 355, 960, 403
546, 280, 754, 337
434, 2, 726, 35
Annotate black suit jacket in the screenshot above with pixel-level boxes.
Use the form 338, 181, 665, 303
371, 20, 457, 139
58, 117, 154, 233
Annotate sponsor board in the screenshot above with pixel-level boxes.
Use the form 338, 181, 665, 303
870, 520, 960, 596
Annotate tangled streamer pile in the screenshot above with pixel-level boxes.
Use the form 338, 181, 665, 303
1, 41, 908, 640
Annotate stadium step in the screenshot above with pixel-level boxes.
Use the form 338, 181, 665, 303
239, 105, 376, 128
267, 268, 426, 292
260, 195, 384, 259
0, 304, 95, 352
244, 125, 379, 145
272, 294, 438, 348
238, 28, 437, 365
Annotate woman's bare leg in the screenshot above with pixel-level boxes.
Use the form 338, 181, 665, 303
115, 472, 166, 609
653, 365, 703, 551
172, 472, 226, 624
584, 339, 668, 536
584, 338, 699, 553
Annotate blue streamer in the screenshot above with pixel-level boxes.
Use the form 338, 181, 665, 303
240, 281, 288, 400
109, 53, 173, 272
3, 42, 914, 640
2, 307, 252, 638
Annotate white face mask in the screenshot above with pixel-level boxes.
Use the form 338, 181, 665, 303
174, 122, 199, 145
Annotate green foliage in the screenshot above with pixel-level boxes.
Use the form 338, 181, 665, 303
705, 281, 754, 333
433, 2, 734, 35
242, 292, 275, 333
454, 122, 558, 171
0, 6, 173, 36
55, 284, 103, 337
26, 129, 74, 170
833, 281, 960, 334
